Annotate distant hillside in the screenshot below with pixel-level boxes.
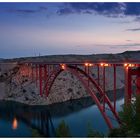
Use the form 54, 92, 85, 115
120, 50, 140, 54
0, 58, 4, 62
3, 50, 140, 63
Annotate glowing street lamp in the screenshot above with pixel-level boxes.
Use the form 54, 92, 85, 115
104, 63, 109, 67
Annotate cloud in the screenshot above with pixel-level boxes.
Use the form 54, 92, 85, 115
57, 3, 140, 18
77, 43, 140, 49
109, 43, 140, 49
6, 9, 38, 14
134, 16, 140, 22
39, 6, 48, 11
126, 28, 140, 31
124, 3, 140, 16
57, 3, 125, 17
2, 3, 140, 19
0, 6, 48, 15
57, 7, 74, 15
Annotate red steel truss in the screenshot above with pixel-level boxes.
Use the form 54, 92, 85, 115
17, 60, 140, 129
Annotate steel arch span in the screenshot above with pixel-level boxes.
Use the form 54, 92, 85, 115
9, 61, 140, 130
43, 65, 121, 129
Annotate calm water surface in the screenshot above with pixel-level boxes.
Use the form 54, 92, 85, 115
0, 90, 124, 137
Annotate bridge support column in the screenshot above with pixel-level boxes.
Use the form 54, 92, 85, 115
28, 63, 30, 77
35, 64, 38, 86
44, 64, 47, 80
84, 65, 87, 73
31, 64, 34, 81
48, 65, 50, 75
97, 65, 100, 86
136, 68, 140, 95
125, 67, 140, 104
125, 67, 132, 104
88, 66, 89, 86
113, 65, 116, 111
39, 65, 43, 96
103, 66, 106, 112
45, 65, 49, 97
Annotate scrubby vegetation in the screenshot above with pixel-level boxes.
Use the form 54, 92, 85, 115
109, 94, 140, 137
55, 120, 71, 137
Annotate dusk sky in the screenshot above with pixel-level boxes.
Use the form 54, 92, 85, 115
0, 2, 140, 58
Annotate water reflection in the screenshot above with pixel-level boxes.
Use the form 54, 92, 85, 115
0, 101, 56, 137
12, 118, 18, 130
0, 88, 124, 137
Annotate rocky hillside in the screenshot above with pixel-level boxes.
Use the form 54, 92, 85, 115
4, 50, 140, 63
0, 51, 139, 105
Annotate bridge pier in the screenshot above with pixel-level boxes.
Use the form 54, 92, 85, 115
31, 64, 34, 81
39, 65, 43, 97
35, 64, 39, 86
44, 64, 47, 80
125, 67, 133, 104
125, 67, 140, 104
103, 66, 106, 112
113, 65, 116, 111
136, 68, 140, 95
97, 65, 100, 86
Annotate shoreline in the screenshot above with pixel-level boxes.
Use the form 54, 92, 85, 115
1, 87, 125, 106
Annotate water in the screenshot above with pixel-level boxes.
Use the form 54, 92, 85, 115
0, 90, 124, 137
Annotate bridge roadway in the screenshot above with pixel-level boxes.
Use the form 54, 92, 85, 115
1, 59, 140, 67
20, 60, 140, 65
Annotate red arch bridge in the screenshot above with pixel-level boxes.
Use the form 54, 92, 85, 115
17, 60, 140, 129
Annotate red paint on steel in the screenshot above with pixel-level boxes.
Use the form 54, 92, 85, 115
46, 68, 62, 97
97, 65, 100, 86
44, 64, 47, 80
136, 68, 140, 95
39, 65, 43, 96
44, 65, 121, 129
125, 67, 132, 104
136, 76, 140, 95
68, 68, 113, 129
113, 65, 116, 111
31, 65, 34, 81
35, 64, 38, 86
17, 61, 140, 129
103, 66, 105, 112
88, 66, 89, 87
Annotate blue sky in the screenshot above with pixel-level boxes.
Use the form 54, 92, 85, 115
0, 2, 140, 58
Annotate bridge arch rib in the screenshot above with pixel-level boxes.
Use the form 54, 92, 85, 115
43, 65, 121, 129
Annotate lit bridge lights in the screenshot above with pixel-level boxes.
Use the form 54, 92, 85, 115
84, 63, 93, 67
124, 63, 135, 67
100, 63, 110, 67
61, 64, 66, 70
